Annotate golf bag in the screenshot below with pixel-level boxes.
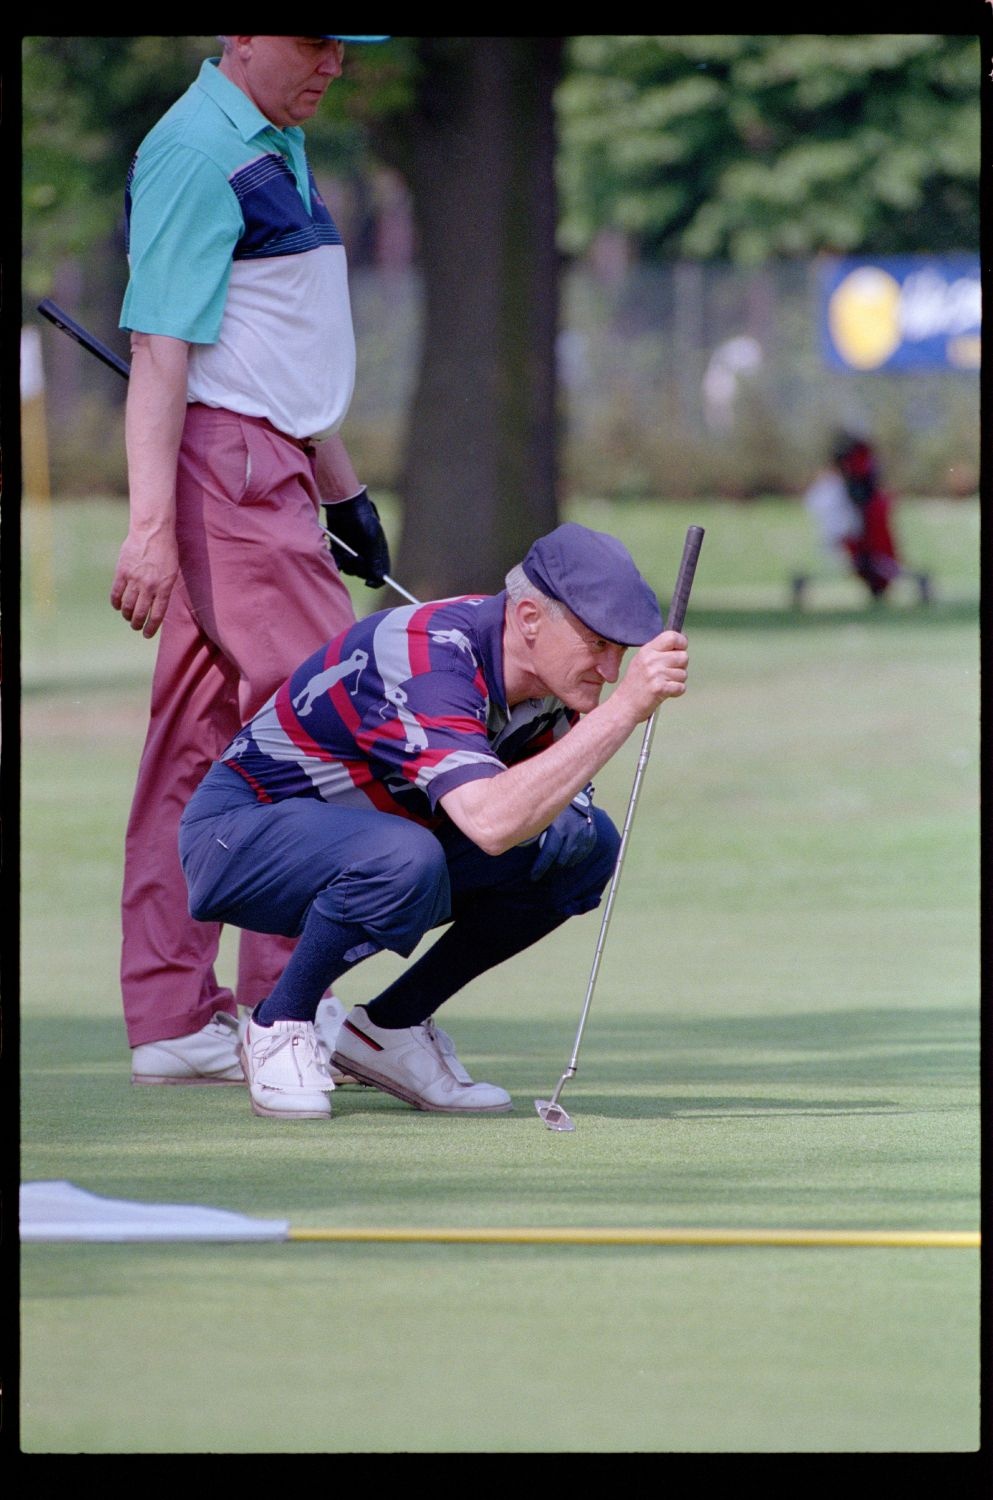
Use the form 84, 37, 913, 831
831, 433, 902, 598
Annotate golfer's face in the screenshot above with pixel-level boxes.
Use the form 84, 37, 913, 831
540, 606, 627, 713
242, 36, 345, 126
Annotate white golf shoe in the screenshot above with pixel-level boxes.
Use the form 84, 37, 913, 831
313, 995, 361, 1086
331, 1006, 512, 1114
131, 1010, 245, 1086
241, 1017, 335, 1120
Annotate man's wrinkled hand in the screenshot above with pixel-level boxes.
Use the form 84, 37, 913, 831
110, 530, 178, 638
616, 631, 689, 722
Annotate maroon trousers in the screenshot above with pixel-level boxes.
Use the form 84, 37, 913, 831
120, 404, 355, 1046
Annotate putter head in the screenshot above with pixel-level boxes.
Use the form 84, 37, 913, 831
534, 1098, 576, 1132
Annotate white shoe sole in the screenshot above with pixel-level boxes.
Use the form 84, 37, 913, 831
248, 1095, 331, 1120
329, 1069, 362, 1087
330, 1051, 511, 1113
131, 1072, 245, 1086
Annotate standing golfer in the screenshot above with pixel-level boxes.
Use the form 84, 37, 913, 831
179, 524, 690, 1119
115, 37, 392, 1087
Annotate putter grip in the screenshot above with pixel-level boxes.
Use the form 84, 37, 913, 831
664, 525, 705, 632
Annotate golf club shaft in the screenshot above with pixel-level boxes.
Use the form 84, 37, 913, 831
38, 298, 132, 378
549, 525, 705, 1105
322, 530, 420, 606
36, 297, 421, 607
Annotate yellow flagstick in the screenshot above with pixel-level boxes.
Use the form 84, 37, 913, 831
286, 1226, 979, 1249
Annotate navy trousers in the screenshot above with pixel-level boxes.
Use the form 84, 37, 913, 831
179, 763, 620, 1018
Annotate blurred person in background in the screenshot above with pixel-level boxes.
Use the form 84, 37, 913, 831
799, 429, 926, 606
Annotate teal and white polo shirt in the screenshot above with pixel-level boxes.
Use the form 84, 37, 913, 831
120, 58, 355, 442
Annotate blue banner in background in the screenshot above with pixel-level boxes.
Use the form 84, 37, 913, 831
819, 255, 980, 372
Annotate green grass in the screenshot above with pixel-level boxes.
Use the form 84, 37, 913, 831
18, 495, 980, 1453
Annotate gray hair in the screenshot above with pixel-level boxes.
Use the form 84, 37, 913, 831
504, 563, 563, 619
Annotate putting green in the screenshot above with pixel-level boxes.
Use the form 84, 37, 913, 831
19, 496, 979, 1452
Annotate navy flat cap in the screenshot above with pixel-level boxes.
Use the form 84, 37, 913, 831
520, 523, 663, 646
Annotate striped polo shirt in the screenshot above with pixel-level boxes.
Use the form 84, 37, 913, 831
120, 57, 355, 440
218, 593, 576, 826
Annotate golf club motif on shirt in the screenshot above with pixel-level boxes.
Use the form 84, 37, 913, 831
382, 684, 430, 754
429, 627, 477, 663
292, 649, 369, 716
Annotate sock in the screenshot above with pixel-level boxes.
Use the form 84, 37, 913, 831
364, 904, 565, 1030
254, 906, 371, 1027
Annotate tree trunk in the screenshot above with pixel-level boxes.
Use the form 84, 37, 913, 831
395, 37, 563, 599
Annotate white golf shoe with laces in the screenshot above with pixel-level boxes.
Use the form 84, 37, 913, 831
131, 1010, 245, 1085
241, 1017, 335, 1119
331, 1005, 512, 1113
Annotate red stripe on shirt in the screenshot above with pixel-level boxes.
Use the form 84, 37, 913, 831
273, 682, 333, 761
414, 712, 488, 737
405, 603, 440, 677
222, 758, 273, 803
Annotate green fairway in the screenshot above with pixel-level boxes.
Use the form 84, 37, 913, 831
18, 495, 980, 1452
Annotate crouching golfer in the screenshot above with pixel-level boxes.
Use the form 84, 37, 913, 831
179, 523, 689, 1119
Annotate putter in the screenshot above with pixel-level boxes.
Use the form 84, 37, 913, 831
535, 523, 704, 1132
36, 298, 421, 608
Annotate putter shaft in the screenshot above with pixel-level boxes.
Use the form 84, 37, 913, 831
560, 707, 659, 1080
321, 527, 420, 606
535, 525, 704, 1130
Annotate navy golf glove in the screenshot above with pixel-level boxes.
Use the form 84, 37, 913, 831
530, 784, 597, 881
324, 489, 391, 588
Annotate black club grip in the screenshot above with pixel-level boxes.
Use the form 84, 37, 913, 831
664, 525, 705, 632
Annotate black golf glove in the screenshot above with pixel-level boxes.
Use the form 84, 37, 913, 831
530, 784, 597, 881
324, 489, 391, 588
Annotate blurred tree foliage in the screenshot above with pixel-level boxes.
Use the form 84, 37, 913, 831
24, 33, 982, 296
21, 36, 981, 513
556, 35, 980, 263
20, 35, 416, 301
20, 35, 562, 592
23, 37, 211, 297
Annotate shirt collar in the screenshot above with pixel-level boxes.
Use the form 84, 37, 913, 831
473, 592, 511, 713
196, 57, 306, 151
